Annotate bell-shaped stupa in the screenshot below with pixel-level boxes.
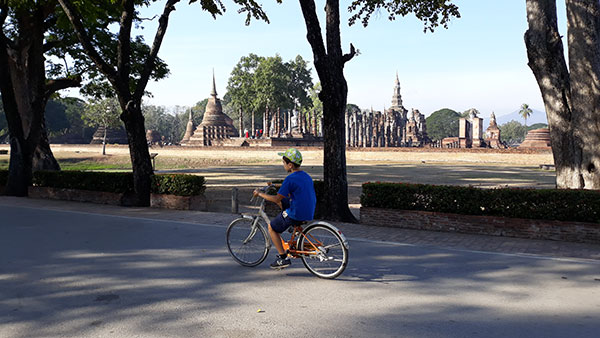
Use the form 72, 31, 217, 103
186, 72, 238, 146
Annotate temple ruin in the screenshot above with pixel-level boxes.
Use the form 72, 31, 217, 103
439, 109, 505, 149
345, 74, 429, 147
519, 128, 551, 149
182, 74, 238, 146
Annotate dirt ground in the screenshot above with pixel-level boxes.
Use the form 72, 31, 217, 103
0, 144, 556, 206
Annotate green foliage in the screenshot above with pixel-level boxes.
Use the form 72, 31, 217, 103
152, 174, 206, 196
189, 0, 271, 25
519, 103, 532, 125
226, 53, 314, 128
310, 82, 323, 119
528, 123, 548, 131
33, 170, 136, 194
30, 170, 205, 196
499, 120, 527, 144
361, 182, 600, 223
82, 97, 122, 129
142, 104, 180, 143
348, 0, 461, 32
425, 108, 459, 141
45, 100, 71, 135
346, 103, 361, 114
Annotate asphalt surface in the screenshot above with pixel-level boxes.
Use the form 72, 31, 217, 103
1, 197, 599, 337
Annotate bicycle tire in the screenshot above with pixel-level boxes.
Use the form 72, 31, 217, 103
299, 223, 348, 279
226, 217, 270, 267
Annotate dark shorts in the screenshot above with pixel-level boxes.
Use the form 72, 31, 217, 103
270, 211, 303, 233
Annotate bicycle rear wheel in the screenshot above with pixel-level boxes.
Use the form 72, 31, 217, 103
226, 217, 270, 267
299, 223, 348, 279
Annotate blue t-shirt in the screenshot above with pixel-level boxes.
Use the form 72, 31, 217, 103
277, 171, 316, 221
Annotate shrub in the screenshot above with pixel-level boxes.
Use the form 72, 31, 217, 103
361, 182, 600, 223
152, 174, 205, 196
31, 171, 205, 196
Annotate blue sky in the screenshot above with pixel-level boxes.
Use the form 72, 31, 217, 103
135, 0, 568, 119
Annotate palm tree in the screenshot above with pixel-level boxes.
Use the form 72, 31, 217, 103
519, 103, 533, 138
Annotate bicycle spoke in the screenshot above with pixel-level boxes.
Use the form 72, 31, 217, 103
226, 218, 269, 267
300, 224, 348, 279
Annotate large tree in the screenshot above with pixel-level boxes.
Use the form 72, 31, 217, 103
524, 0, 600, 189
426, 108, 459, 141
227, 53, 313, 130
59, 0, 269, 206
297, 0, 459, 222
0, 1, 86, 195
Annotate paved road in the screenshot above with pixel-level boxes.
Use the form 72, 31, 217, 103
1, 200, 599, 337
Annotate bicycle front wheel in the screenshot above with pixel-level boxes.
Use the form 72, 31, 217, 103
226, 217, 270, 267
299, 223, 348, 279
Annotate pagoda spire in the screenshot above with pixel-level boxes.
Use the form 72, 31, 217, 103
210, 69, 217, 97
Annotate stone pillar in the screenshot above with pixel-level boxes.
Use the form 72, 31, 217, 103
344, 111, 350, 146
318, 118, 323, 137
312, 110, 317, 136
251, 111, 255, 138
277, 108, 281, 137
265, 106, 270, 138
239, 109, 243, 137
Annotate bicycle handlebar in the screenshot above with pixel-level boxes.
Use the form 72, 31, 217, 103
250, 183, 274, 203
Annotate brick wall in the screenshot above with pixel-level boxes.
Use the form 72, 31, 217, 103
360, 207, 600, 244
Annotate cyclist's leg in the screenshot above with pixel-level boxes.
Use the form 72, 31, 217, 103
269, 213, 289, 255
268, 224, 286, 255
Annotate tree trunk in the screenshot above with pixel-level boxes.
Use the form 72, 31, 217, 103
33, 117, 61, 171
121, 101, 153, 206
0, 8, 47, 196
525, 0, 600, 189
102, 126, 107, 155
299, 0, 357, 222
566, 0, 600, 189
525, 0, 582, 188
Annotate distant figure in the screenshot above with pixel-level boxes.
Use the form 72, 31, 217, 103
244, 128, 249, 138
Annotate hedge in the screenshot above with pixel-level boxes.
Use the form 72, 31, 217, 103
361, 182, 600, 223
0, 170, 205, 196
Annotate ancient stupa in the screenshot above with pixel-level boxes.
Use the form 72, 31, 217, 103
484, 112, 504, 149
180, 109, 195, 144
519, 128, 551, 148
186, 73, 238, 146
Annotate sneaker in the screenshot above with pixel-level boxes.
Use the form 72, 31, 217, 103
270, 254, 291, 270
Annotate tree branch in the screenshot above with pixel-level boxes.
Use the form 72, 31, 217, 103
133, 0, 180, 101
298, 0, 327, 68
57, 0, 119, 86
342, 43, 356, 64
325, 0, 342, 60
117, 0, 134, 91
45, 75, 82, 99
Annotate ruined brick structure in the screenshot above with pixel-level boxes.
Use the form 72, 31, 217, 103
183, 73, 238, 146
439, 109, 505, 149
519, 128, 551, 149
345, 74, 428, 147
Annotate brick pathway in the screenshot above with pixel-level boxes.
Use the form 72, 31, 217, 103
1, 196, 598, 262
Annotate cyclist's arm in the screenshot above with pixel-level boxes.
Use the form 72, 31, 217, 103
254, 190, 285, 204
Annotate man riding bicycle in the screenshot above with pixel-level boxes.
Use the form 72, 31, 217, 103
253, 148, 316, 269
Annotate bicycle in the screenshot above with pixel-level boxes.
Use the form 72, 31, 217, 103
226, 185, 349, 279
